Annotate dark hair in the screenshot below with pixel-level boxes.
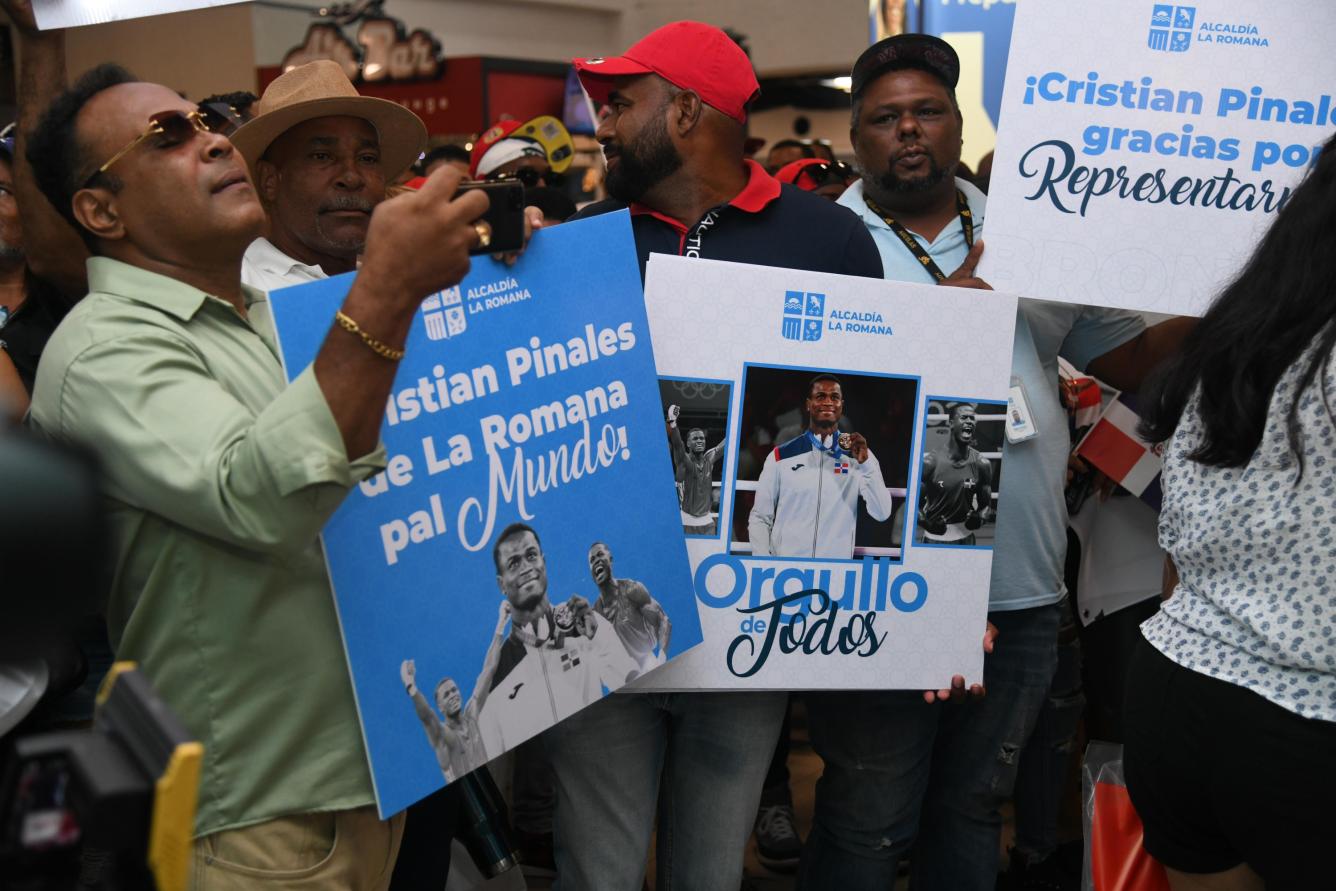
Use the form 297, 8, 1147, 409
422, 143, 469, 168
770, 138, 815, 159
523, 186, 577, 223
27, 63, 138, 252
850, 64, 959, 135
430, 143, 472, 162
687, 427, 706, 439
949, 402, 977, 420
1140, 131, 1336, 474
200, 90, 258, 117
807, 373, 842, 397
492, 522, 541, 572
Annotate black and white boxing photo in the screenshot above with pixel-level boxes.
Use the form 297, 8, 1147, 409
589, 540, 673, 674
657, 377, 733, 537
398, 600, 512, 782
730, 366, 918, 560
914, 399, 1006, 547
398, 522, 676, 762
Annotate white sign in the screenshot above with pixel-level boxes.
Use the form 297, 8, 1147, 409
979, 0, 1336, 316
33, 0, 245, 29
635, 255, 1018, 691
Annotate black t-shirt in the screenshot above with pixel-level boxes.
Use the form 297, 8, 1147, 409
570, 160, 883, 281
1, 271, 78, 395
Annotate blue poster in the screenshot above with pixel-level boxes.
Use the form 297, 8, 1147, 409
921, 1, 1017, 129
867, 2, 1018, 127
268, 212, 702, 817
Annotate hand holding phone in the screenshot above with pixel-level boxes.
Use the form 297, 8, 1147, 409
457, 180, 527, 255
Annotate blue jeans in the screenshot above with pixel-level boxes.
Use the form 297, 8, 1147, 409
544, 690, 787, 891
797, 602, 1062, 891
1012, 597, 1084, 862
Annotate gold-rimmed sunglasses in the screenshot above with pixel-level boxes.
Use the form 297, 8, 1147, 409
82, 109, 228, 189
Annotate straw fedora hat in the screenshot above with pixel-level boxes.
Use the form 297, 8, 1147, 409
230, 60, 427, 178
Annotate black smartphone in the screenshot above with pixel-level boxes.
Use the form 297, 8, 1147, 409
457, 180, 526, 255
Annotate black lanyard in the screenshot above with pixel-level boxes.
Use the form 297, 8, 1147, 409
863, 190, 974, 283
682, 207, 723, 258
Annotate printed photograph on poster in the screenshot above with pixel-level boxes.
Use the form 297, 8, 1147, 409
636, 255, 1018, 693
396, 522, 676, 784
912, 399, 1007, 549
729, 364, 917, 561
266, 212, 702, 816
658, 377, 733, 539
978, 0, 1336, 316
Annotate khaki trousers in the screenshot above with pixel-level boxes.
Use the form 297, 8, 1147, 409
191, 806, 405, 891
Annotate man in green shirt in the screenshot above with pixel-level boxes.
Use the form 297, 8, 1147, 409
25, 64, 495, 889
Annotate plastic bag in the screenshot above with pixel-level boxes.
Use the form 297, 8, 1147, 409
1081, 741, 1169, 891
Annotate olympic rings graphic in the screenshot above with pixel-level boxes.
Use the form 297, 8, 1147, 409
671, 380, 724, 400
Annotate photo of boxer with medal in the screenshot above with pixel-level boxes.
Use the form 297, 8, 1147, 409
747, 374, 897, 559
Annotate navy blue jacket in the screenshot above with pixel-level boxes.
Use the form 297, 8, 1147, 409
571, 160, 883, 281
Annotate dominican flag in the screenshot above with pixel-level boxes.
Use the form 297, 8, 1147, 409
834, 460, 850, 474
1059, 358, 1105, 435
1075, 394, 1163, 511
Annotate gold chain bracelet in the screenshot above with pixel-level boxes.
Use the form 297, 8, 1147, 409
334, 310, 405, 361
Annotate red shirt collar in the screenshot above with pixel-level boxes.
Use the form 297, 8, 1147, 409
629, 159, 781, 231
730, 159, 783, 211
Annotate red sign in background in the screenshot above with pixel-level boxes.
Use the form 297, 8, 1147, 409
257, 58, 569, 137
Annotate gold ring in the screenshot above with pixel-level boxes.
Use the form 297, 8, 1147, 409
473, 221, 492, 250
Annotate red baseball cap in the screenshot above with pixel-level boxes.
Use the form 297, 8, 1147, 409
774, 158, 829, 187
573, 21, 760, 124
470, 119, 531, 178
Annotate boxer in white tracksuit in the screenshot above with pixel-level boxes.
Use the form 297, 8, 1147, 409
748, 375, 895, 558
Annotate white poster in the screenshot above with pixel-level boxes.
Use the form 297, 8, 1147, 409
636, 255, 1018, 691
33, 0, 245, 30
979, 0, 1336, 316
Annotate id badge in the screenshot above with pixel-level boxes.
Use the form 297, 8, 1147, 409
1006, 376, 1039, 443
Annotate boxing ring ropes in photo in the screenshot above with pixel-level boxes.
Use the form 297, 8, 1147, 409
720, 411, 1005, 559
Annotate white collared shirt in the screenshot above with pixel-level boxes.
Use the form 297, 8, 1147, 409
241, 237, 328, 293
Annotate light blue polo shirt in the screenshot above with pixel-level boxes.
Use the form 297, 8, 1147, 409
840, 178, 1145, 611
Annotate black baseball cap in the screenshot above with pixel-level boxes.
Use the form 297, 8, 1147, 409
850, 34, 960, 97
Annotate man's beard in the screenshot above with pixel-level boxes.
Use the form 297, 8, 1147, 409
605, 114, 682, 203
312, 195, 374, 253
874, 153, 954, 194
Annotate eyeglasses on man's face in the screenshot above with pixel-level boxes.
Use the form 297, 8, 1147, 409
83, 109, 227, 190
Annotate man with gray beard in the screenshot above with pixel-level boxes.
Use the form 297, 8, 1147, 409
227, 60, 458, 891
228, 60, 428, 292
